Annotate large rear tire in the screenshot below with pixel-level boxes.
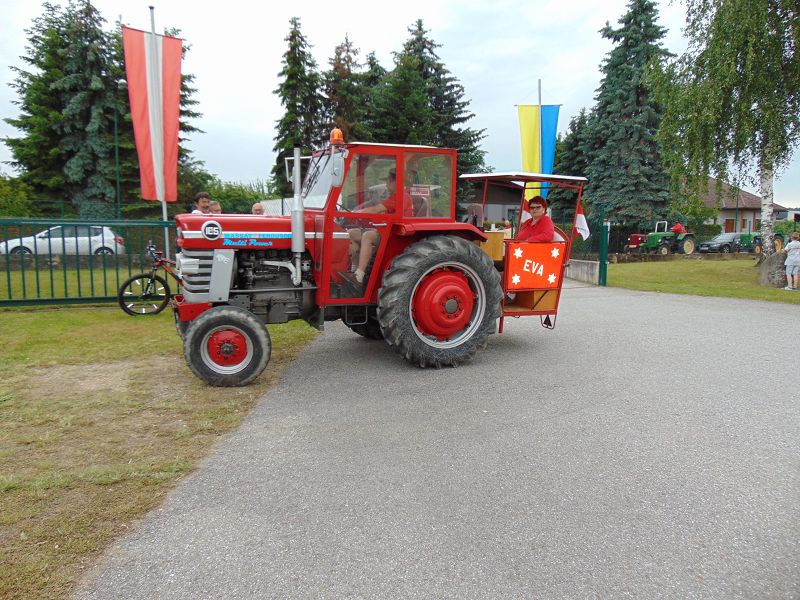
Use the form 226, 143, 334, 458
183, 305, 271, 387
377, 235, 502, 368
680, 236, 696, 254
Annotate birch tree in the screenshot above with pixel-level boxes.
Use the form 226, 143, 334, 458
650, 0, 800, 253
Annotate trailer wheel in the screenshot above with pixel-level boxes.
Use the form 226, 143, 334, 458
183, 305, 271, 387
377, 235, 501, 368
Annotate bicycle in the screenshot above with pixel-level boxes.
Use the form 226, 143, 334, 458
117, 241, 181, 316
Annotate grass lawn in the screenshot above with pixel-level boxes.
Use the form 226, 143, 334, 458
608, 256, 800, 304
0, 308, 317, 599
1, 262, 141, 303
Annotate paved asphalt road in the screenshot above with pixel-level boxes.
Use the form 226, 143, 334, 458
76, 284, 799, 599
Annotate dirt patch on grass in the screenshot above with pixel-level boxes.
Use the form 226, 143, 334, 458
26, 360, 141, 397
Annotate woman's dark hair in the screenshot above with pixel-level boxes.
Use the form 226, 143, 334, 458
193, 192, 211, 202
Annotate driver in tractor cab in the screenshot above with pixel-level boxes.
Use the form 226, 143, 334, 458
670, 222, 687, 234
348, 168, 409, 283
516, 196, 555, 242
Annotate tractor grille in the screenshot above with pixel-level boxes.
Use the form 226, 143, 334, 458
177, 249, 214, 299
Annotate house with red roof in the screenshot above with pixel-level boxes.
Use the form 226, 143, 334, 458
700, 178, 791, 233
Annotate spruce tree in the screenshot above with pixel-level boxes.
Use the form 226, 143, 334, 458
323, 35, 364, 142
56, 0, 118, 219
357, 52, 388, 141
397, 20, 486, 177
370, 54, 436, 145
5, 4, 205, 218
585, 0, 672, 227
4, 3, 69, 215
272, 17, 325, 198
549, 109, 592, 209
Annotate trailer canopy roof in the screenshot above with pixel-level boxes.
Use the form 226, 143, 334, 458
460, 172, 587, 184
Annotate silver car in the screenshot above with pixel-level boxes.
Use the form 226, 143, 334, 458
1, 225, 126, 256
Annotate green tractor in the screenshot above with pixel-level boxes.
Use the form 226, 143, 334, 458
641, 221, 697, 255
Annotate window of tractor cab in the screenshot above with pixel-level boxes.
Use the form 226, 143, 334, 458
302, 149, 340, 210
403, 152, 453, 218
337, 154, 397, 213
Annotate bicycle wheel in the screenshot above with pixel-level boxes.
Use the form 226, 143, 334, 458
118, 273, 171, 316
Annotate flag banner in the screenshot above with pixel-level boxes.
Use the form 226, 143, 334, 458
573, 199, 591, 240
122, 26, 182, 202
518, 105, 560, 199
504, 241, 566, 290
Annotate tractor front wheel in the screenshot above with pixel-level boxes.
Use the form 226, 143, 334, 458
184, 305, 271, 387
658, 243, 671, 256
377, 235, 502, 368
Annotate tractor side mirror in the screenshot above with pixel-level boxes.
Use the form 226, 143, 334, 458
331, 150, 345, 188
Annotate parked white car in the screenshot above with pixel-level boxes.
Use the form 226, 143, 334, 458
1, 225, 126, 256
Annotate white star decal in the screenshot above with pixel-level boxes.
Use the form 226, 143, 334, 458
548, 273, 557, 284
513, 247, 523, 259
511, 274, 521, 285
551, 247, 560, 259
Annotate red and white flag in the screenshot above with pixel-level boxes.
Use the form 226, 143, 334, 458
573, 199, 590, 240
122, 26, 182, 202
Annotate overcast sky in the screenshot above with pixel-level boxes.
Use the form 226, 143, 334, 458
1, 0, 798, 208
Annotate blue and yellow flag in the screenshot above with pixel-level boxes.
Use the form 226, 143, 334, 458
518, 105, 560, 199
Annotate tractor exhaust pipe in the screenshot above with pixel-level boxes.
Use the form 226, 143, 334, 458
290, 147, 304, 286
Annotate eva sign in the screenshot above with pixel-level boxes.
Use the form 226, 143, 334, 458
505, 242, 566, 290
202, 221, 222, 241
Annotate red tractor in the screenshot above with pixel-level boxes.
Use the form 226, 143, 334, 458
172, 136, 587, 386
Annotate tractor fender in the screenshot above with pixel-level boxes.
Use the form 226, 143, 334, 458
392, 222, 488, 243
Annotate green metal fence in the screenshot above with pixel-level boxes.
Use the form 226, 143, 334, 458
0, 219, 174, 306
551, 204, 609, 285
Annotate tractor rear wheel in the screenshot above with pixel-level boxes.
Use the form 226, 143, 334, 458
377, 235, 501, 368
183, 305, 271, 387
680, 236, 696, 254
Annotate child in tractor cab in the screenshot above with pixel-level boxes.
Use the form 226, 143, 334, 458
348, 168, 405, 283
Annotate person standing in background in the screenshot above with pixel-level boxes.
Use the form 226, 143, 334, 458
782, 231, 800, 290
191, 192, 212, 214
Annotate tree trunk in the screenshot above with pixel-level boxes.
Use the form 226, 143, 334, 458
759, 159, 775, 256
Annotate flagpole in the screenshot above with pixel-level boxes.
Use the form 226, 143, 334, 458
538, 79, 544, 199
149, 6, 171, 259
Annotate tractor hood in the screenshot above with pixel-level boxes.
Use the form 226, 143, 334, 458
175, 213, 317, 251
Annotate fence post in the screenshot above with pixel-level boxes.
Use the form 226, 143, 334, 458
598, 207, 609, 286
